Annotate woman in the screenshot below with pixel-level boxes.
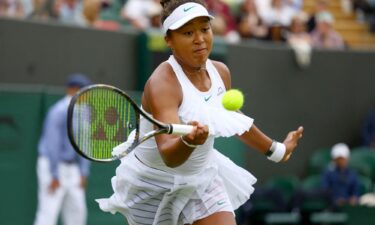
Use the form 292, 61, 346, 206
97, 1, 304, 224
310, 11, 345, 50
287, 12, 312, 68
237, 0, 268, 40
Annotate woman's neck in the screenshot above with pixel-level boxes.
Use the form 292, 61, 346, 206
174, 56, 206, 75
174, 56, 211, 91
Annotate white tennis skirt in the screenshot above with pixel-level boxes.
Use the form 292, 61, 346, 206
96, 150, 257, 225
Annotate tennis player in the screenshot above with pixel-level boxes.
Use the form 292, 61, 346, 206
97, 1, 304, 224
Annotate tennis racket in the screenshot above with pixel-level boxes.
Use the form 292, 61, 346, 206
67, 84, 193, 162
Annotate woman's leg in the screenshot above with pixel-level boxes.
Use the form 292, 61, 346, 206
190, 211, 236, 225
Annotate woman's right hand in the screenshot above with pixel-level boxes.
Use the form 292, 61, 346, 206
182, 121, 209, 146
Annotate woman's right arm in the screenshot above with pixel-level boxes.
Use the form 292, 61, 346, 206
142, 63, 209, 167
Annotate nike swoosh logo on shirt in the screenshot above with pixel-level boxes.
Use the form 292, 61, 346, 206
217, 200, 226, 205
204, 95, 212, 101
183, 6, 196, 12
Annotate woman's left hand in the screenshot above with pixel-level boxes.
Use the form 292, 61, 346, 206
282, 126, 304, 162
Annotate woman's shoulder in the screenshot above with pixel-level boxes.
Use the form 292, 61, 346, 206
210, 60, 230, 76
148, 61, 178, 84
144, 61, 181, 96
210, 60, 228, 70
142, 61, 183, 112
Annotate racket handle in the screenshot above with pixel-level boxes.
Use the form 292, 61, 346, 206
170, 124, 194, 135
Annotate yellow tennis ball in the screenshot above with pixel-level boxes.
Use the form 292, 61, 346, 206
222, 89, 244, 111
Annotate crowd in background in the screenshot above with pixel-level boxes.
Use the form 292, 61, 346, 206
1, 0, 375, 49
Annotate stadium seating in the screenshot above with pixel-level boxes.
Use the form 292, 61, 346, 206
301, 174, 321, 191
351, 147, 375, 180
349, 156, 373, 178
358, 175, 373, 195
297, 175, 331, 214
265, 175, 301, 204
307, 147, 332, 175
300, 175, 328, 212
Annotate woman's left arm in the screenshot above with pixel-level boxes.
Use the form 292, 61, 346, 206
213, 60, 304, 162
238, 125, 304, 162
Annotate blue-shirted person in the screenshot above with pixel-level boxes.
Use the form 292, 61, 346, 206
34, 74, 92, 225
321, 143, 360, 207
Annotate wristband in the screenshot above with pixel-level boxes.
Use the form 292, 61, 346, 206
266, 140, 286, 163
180, 136, 197, 148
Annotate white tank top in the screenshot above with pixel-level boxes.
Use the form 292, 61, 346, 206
135, 55, 253, 175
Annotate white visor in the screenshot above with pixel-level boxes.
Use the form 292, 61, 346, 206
162, 2, 214, 34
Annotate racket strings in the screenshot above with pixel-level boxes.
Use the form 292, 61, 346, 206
72, 87, 137, 160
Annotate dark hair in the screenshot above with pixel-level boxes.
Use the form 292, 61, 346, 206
160, 0, 206, 24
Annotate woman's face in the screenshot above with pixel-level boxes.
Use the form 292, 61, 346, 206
165, 16, 213, 68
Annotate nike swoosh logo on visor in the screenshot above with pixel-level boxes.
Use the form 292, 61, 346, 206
183, 6, 196, 12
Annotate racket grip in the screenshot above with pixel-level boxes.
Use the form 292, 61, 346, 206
170, 124, 194, 135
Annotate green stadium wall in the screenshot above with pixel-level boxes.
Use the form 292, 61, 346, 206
0, 18, 139, 90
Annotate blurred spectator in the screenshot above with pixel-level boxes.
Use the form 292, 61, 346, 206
121, 0, 162, 30
352, 0, 375, 31
286, 0, 304, 11
20, 0, 33, 15
237, 0, 268, 40
262, 0, 296, 27
148, 1, 162, 29
0, 0, 25, 18
287, 12, 312, 68
352, 0, 375, 17
82, 0, 120, 30
34, 73, 92, 225
254, 0, 271, 21
341, 0, 353, 14
306, 0, 329, 32
287, 144, 362, 222
261, 0, 296, 42
28, 0, 54, 20
54, 0, 85, 25
205, 0, 240, 42
82, 0, 100, 25
321, 143, 360, 207
361, 102, 375, 148
287, 11, 311, 45
310, 11, 345, 50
